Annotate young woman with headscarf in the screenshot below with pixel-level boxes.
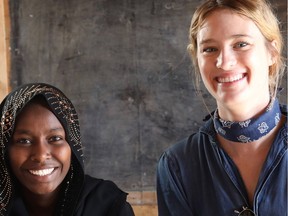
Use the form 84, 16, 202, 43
0, 83, 135, 216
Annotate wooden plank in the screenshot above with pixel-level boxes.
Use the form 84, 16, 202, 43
0, 0, 10, 101
131, 205, 158, 216
127, 191, 157, 205
128, 191, 158, 215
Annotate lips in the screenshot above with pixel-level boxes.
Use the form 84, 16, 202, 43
217, 73, 245, 83
29, 168, 55, 176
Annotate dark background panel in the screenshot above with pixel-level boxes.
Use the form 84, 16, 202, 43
8, 0, 287, 191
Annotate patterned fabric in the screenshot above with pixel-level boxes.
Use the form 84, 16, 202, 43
213, 99, 281, 143
156, 105, 287, 216
0, 83, 84, 215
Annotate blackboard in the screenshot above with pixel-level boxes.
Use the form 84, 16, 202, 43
8, 0, 287, 192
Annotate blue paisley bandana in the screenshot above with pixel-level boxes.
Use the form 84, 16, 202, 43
213, 99, 281, 143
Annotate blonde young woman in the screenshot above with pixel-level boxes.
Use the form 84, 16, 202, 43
157, 0, 287, 215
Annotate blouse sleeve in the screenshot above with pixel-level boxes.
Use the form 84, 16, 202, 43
156, 152, 193, 216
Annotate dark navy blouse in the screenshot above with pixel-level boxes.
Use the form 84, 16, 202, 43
157, 107, 287, 216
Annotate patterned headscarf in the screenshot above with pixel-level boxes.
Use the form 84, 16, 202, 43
0, 83, 85, 215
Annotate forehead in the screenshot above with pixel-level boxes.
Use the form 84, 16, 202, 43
197, 9, 264, 42
17, 99, 52, 118
16, 102, 58, 124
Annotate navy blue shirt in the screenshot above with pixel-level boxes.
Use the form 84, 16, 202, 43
157, 107, 287, 216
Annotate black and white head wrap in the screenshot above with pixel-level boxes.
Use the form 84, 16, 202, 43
0, 83, 85, 215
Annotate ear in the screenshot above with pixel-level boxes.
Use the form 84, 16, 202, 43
268, 40, 277, 66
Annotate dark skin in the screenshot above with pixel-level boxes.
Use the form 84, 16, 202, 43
8, 99, 71, 215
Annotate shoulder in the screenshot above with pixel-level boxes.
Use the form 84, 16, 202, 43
75, 175, 133, 216
163, 119, 215, 159
81, 175, 126, 200
159, 119, 216, 170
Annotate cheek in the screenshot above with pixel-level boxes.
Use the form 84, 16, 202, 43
8, 148, 27, 174
244, 52, 270, 79
197, 54, 205, 70
197, 54, 212, 72
56, 146, 71, 169
9, 147, 23, 165
198, 58, 212, 83
245, 46, 271, 69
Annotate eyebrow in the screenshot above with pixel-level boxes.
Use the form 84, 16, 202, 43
199, 34, 252, 45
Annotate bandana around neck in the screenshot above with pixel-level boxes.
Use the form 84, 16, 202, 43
213, 99, 281, 143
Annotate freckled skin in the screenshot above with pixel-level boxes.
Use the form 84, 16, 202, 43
8, 102, 71, 198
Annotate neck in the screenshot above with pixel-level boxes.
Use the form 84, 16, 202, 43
21, 187, 60, 216
214, 98, 281, 143
218, 114, 285, 155
217, 97, 270, 121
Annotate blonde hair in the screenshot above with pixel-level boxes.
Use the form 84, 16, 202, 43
187, 0, 285, 98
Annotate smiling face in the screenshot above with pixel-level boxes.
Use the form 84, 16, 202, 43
8, 100, 71, 197
197, 9, 275, 119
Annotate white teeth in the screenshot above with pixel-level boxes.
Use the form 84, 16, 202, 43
217, 74, 244, 83
29, 168, 54, 176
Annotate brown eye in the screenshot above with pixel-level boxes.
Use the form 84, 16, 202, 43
49, 136, 63, 143
14, 138, 32, 145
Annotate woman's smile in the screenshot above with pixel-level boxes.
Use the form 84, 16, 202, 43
216, 73, 246, 83
28, 168, 55, 177
196, 9, 273, 116
9, 101, 71, 195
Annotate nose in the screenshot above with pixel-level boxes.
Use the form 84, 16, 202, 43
30, 140, 51, 163
216, 49, 237, 70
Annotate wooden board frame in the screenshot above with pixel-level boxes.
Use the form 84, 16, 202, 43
0, 0, 10, 100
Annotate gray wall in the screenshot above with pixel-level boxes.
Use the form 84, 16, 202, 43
9, 0, 287, 191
